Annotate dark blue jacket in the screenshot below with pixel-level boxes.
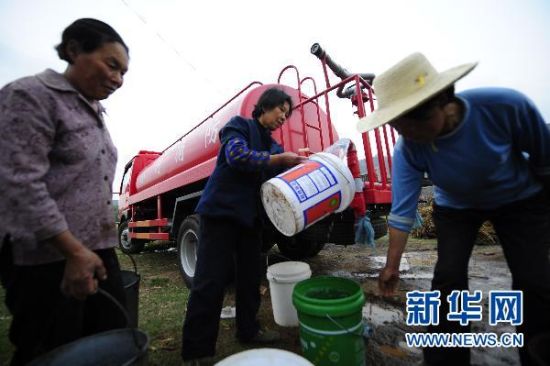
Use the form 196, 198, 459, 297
195, 116, 283, 227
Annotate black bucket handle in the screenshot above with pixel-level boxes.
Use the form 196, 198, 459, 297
123, 252, 138, 275
96, 288, 144, 357
97, 288, 131, 328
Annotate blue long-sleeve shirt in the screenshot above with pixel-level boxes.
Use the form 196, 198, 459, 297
389, 88, 550, 232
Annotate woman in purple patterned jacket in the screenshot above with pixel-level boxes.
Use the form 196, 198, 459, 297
0, 18, 129, 365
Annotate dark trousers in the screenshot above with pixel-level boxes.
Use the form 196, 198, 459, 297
5, 248, 127, 366
0, 235, 14, 290
424, 192, 550, 366
181, 216, 263, 360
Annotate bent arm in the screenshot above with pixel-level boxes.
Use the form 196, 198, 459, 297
379, 141, 423, 296
379, 227, 409, 296
386, 226, 409, 270
224, 137, 305, 171
47, 231, 107, 300
225, 137, 271, 171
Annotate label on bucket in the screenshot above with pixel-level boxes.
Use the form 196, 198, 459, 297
277, 161, 338, 202
303, 192, 341, 226
276, 161, 341, 226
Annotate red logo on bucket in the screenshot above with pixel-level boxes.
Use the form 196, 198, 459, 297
280, 161, 321, 182
304, 192, 341, 226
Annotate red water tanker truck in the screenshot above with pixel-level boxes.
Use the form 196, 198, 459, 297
117, 44, 396, 287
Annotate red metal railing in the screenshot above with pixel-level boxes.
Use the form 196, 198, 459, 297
278, 61, 394, 202
299, 76, 324, 150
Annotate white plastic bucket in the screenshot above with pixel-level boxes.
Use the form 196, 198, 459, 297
261, 152, 355, 237
215, 348, 313, 366
266, 261, 312, 327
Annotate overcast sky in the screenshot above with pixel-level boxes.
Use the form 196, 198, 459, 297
1, 0, 549, 192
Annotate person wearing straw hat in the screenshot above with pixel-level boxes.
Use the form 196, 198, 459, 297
358, 53, 550, 365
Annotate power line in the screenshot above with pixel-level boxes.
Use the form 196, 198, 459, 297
119, 0, 224, 95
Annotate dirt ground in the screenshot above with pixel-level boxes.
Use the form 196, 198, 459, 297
0, 236, 522, 365
216, 237, 523, 366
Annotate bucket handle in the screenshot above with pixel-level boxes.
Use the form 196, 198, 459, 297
325, 314, 373, 341
265, 253, 308, 283
123, 252, 139, 275
96, 288, 144, 354
97, 288, 131, 328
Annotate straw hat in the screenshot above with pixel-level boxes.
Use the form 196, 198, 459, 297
357, 53, 477, 132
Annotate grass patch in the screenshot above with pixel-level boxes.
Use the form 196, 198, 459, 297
118, 246, 189, 365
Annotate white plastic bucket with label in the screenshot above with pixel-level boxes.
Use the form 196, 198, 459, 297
261, 152, 355, 237
266, 261, 312, 326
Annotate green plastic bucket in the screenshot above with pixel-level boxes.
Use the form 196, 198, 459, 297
292, 276, 366, 366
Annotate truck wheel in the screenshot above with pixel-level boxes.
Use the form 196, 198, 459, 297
118, 220, 146, 254
177, 215, 200, 289
326, 211, 355, 245
276, 232, 325, 260
372, 217, 388, 239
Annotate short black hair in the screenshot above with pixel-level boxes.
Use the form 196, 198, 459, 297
55, 18, 129, 63
252, 87, 293, 120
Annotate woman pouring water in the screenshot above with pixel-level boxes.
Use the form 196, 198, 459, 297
0, 18, 130, 365
181, 87, 306, 365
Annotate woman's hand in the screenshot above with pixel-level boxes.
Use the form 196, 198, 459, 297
269, 152, 307, 168
48, 231, 107, 300
62, 246, 106, 300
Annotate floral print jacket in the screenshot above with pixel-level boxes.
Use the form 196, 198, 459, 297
0, 69, 118, 265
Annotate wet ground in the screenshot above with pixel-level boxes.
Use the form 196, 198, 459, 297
0, 237, 526, 366
269, 238, 522, 366
138, 237, 524, 365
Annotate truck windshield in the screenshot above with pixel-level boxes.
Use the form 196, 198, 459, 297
120, 160, 133, 194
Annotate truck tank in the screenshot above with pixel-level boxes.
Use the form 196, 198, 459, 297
132, 83, 339, 202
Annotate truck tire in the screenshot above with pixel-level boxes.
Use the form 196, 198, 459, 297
276, 232, 325, 260
326, 211, 354, 245
328, 223, 355, 245
177, 215, 200, 289
372, 217, 388, 239
118, 220, 146, 254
